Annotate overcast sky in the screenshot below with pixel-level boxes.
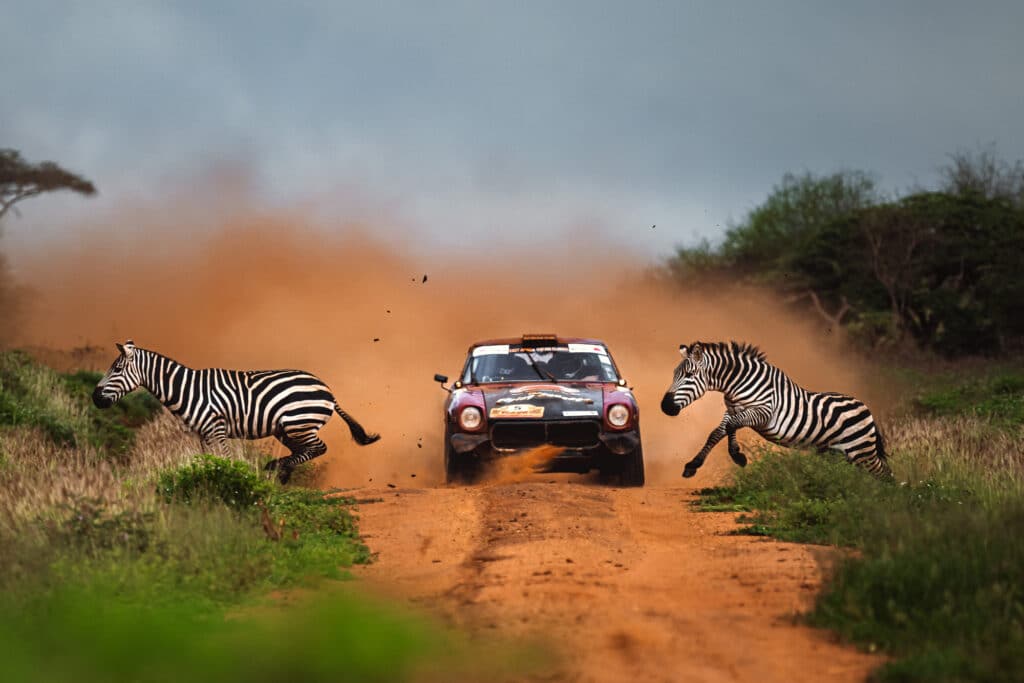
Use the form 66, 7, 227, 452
2, 1, 1023, 256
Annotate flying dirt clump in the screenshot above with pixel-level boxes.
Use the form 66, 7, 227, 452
479, 445, 567, 485
11, 201, 873, 488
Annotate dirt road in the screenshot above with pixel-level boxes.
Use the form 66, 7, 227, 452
347, 473, 881, 682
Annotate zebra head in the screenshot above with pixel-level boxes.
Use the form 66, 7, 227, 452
92, 340, 143, 409
661, 343, 710, 416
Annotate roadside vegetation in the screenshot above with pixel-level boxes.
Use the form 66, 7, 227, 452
666, 145, 1024, 356
697, 368, 1024, 682
0, 350, 534, 682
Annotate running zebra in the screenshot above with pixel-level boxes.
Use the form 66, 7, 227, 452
92, 340, 380, 483
660, 341, 891, 478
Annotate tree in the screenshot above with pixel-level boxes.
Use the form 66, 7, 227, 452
938, 144, 1024, 207
0, 149, 96, 223
722, 170, 880, 277
793, 192, 1024, 354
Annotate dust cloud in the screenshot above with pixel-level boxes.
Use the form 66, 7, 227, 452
12, 202, 871, 487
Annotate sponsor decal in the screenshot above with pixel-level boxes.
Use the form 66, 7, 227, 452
567, 343, 607, 355
497, 392, 593, 405
508, 384, 579, 394
490, 404, 545, 419
562, 410, 600, 417
472, 344, 511, 357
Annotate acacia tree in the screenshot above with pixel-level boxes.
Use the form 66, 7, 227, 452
0, 149, 96, 223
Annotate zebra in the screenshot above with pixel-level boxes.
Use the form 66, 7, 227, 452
660, 341, 891, 479
92, 340, 380, 483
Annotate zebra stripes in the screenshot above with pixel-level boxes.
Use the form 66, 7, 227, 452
660, 341, 891, 479
92, 340, 380, 483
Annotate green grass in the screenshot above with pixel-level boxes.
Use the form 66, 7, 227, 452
915, 370, 1024, 426
697, 443, 1023, 683
0, 351, 162, 456
0, 455, 526, 681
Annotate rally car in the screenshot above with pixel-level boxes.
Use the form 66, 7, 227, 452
433, 334, 644, 486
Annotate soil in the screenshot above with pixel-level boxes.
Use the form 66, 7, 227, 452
347, 472, 882, 683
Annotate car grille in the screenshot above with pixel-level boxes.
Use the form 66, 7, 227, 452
491, 420, 601, 449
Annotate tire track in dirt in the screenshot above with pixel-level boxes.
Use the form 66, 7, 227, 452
349, 478, 881, 682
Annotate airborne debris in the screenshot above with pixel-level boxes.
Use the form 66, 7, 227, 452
373, 337, 380, 342
422, 274, 428, 283
387, 483, 396, 488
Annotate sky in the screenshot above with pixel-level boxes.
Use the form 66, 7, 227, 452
2, 1, 1023, 257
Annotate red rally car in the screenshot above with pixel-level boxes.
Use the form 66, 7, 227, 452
434, 334, 644, 486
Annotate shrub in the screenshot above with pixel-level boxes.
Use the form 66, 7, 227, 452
156, 455, 274, 509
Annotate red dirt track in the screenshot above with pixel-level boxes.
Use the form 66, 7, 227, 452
350, 473, 881, 682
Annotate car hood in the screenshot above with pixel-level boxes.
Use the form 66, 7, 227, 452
478, 383, 604, 420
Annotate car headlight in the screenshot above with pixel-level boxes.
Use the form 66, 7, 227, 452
459, 406, 483, 431
607, 404, 630, 427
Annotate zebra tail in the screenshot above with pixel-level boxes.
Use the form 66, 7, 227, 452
334, 403, 381, 445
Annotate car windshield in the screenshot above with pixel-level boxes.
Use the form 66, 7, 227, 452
468, 350, 618, 383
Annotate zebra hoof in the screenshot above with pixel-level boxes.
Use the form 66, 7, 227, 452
682, 467, 698, 478
730, 450, 748, 467
277, 467, 294, 485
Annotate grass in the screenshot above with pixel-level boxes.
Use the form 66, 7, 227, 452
696, 400, 1024, 682
0, 585, 452, 683
0, 350, 162, 456
915, 370, 1024, 427
0, 455, 532, 682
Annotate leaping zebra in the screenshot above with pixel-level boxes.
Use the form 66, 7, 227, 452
660, 341, 891, 479
92, 340, 380, 483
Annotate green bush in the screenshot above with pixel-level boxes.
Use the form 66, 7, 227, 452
156, 455, 274, 509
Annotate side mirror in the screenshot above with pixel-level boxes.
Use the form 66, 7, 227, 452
434, 374, 451, 392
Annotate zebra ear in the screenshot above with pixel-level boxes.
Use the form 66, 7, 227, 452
690, 343, 704, 361
115, 342, 126, 355
678, 345, 688, 360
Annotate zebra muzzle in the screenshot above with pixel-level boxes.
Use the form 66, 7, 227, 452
660, 393, 681, 416
92, 388, 114, 409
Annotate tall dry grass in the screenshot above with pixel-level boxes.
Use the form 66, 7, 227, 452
0, 413, 275, 532
886, 414, 1024, 494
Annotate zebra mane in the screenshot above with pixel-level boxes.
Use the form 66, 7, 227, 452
693, 340, 767, 363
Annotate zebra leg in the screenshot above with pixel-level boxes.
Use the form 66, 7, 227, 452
841, 441, 893, 479
272, 431, 328, 484
199, 422, 229, 457
727, 427, 747, 467
265, 433, 300, 473
683, 415, 730, 478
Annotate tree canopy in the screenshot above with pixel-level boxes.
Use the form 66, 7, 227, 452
0, 149, 96, 223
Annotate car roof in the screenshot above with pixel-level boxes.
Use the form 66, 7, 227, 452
468, 335, 608, 350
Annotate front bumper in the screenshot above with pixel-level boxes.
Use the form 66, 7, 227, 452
448, 423, 640, 456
